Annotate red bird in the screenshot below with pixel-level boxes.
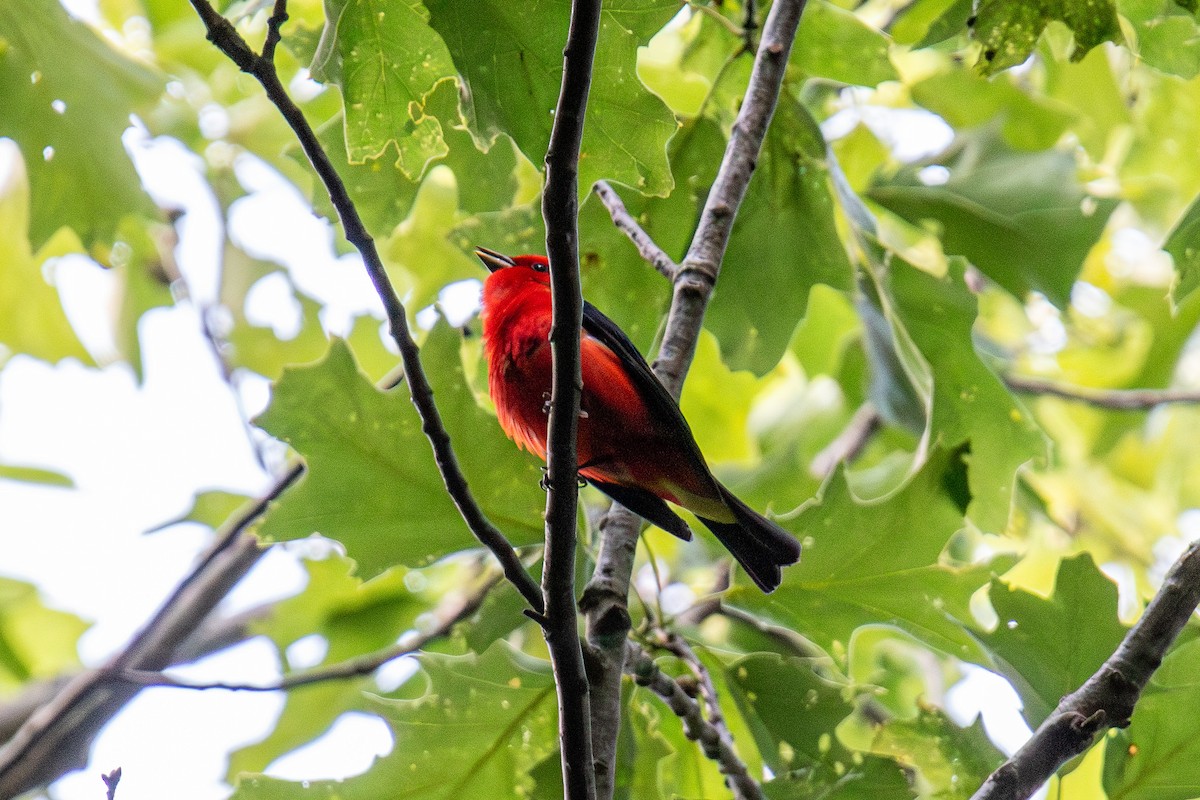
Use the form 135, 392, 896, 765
476, 246, 800, 592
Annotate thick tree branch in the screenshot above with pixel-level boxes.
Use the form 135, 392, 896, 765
0, 464, 292, 796
541, 0, 602, 797
972, 537, 1200, 800
116, 572, 499, 693
1004, 375, 1200, 410
625, 643, 763, 800
187, 0, 543, 614
592, 181, 678, 279
581, 3, 808, 797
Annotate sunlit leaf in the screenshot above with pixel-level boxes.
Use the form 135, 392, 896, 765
0, 463, 72, 488
0, 577, 87, 691
733, 447, 999, 662
712, 95, 854, 375
255, 329, 545, 577
869, 128, 1118, 307
792, 0, 898, 87
971, 0, 1120, 75
0, 0, 160, 248
311, 0, 455, 176
868, 709, 1004, 798
427, 0, 678, 196
981, 553, 1126, 727
0, 143, 89, 364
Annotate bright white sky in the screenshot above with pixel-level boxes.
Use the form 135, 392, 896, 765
0, 12, 1043, 796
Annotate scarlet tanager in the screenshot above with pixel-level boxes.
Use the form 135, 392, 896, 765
476, 246, 801, 592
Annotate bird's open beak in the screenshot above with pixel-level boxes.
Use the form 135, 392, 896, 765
474, 246, 516, 273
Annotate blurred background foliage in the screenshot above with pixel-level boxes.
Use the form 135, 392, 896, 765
4, 0, 1200, 797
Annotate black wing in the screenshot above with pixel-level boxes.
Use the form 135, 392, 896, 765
581, 301, 716, 487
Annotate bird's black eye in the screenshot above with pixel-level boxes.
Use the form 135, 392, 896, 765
532, 261, 549, 273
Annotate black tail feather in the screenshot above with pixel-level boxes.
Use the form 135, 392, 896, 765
698, 486, 800, 593
589, 480, 693, 541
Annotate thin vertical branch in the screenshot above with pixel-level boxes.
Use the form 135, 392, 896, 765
541, 0, 602, 798
581, 2, 809, 797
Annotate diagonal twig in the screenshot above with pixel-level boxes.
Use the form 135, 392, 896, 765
0, 465, 292, 796
592, 180, 678, 280
625, 643, 764, 800
187, 0, 542, 614
116, 571, 501, 693
972, 537, 1200, 800
1004, 374, 1200, 410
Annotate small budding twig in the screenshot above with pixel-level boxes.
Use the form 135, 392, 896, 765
625, 643, 764, 800
101, 767, 122, 800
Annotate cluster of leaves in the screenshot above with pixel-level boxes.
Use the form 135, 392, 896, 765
6, 0, 1200, 797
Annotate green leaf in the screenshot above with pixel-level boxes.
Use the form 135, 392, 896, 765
791, 285, 862, 379
679, 331, 762, 464
0, 0, 160, 249
868, 127, 1118, 307
380, 164, 480, 318
726, 653, 854, 771
912, 69, 1075, 151
0, 577, 87, 691
868, 709, 1004, 798
1117, 0, 1200, 79
887, 257, 1048, 531
889, 0, 971, 46
0, 463, 72, 488
149, 490, 252, 533
1167, 188, 1200, 303
971, 0, 1120, 75
727, 654, 913, 799
733, 447, 998, 663
625, 682, 730, 799
614, 685, 674, 800
427, 0, 678, 196
711, 95, 855, 375
792, 0, 898, 87
256, 329, 546, 578
233, 644, 558, 800
1104, 638, 1200, 800
761, 757, 915, 800
312, 0, 455, 176
0, 144, 89, 364
980, 553, 1127, 727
